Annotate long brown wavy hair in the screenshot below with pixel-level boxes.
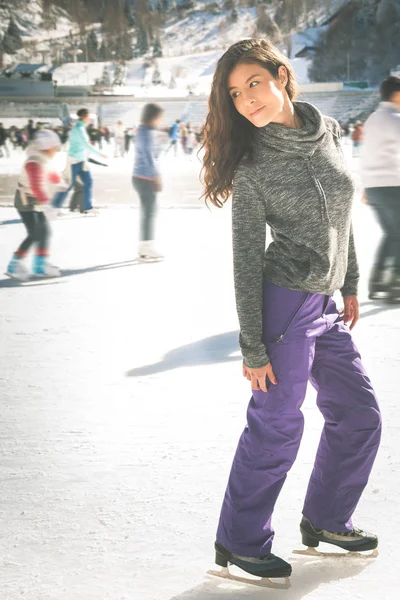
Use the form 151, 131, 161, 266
201, 39, 298, 208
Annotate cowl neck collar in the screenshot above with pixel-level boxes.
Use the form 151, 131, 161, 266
254, 101, 327, 156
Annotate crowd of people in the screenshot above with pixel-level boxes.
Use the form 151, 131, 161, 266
0, 118, 203, 160
2, 107, 204, 280
2, 70, 399, 306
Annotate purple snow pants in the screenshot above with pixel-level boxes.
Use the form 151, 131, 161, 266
216, 281, 381, 557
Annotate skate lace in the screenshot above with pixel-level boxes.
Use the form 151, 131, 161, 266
333, 527, 363, 537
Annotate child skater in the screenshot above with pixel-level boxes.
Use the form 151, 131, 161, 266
5, 130, 62, 281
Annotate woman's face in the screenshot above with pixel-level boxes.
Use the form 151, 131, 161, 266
227, 62, 287, 128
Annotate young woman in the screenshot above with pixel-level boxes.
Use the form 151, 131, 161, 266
132, 103, 164, 262
6, 129, 62, 281
52, 108, 106, 214
201, 39, 381, 581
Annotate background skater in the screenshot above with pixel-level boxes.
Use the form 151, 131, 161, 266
132, 103, 164, 263
6, 130, 62, 281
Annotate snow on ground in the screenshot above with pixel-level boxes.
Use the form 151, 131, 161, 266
0, 146, 398, 600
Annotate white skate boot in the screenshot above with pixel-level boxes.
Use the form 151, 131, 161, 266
138, 241, 164, 263
32, 256, 61, 278
5, 256, 30, 282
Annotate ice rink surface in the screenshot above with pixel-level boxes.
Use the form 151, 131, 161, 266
0, 142, 399, 600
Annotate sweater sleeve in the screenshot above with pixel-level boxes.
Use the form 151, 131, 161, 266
340, 223, 360, 297
328, 119, 359, 296
232, 167, 269, 369
25, 161, 49, 204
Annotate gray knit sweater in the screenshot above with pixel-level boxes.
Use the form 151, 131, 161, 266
232, 101, 359, 369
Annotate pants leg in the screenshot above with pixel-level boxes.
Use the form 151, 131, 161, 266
16, 211, 36, 256
69, 183, 84, 212
216, 283, 323, 557
366, 187, 400, 275
133, 177, 157, 241
52, 162, 82, 209
217, 284, 381, 557
303, 302, 381, 532
34, 212, 51, 256
78, 167, 93, 211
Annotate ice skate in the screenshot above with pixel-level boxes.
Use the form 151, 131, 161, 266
138, 241, 164, 263
32, 256, 61, 279
368, 269, 390, 300
5, 257, 29, 282
207, 542, 291, 589
293, 517, 378, 558
386, 275, 400, 304
82, 208, 99, 216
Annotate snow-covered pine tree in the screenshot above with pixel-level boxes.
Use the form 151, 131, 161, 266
231, 0, 239, 21
119, 31, 134, 60
99, 41, 110, 60
152, 64, 162, 84
169, 72, 177, 88
101, 64, 112, 86
135, 26, 149, 56
153, 36, 163, 57
87, 30, 99, 61
1, 18, 23, 55
256, 4, 281, 42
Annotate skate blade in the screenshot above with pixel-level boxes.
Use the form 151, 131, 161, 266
207, 567, 291, 590
4, 272, 28, 283
293, 547, 379, 559
138, 257, 164, 263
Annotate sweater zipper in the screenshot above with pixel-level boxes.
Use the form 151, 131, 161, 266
306, 156, 331, 224
275, 294, 309, 343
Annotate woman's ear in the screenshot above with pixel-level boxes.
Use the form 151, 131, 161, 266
278, 65, 288, 88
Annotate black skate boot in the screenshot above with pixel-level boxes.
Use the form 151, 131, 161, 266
368, 269, 389, 300
387, 274, 400, 304
207, 541, 291, 589
294, 517, 378, 557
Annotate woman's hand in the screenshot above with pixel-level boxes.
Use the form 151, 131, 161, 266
152, 176, 162, 192
340, 295, 359, 330
242, 361, 277, 392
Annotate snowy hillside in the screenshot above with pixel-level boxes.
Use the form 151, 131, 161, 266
0, 0, 74, 47
1, 0, 372, 95
1, 1, 353, 67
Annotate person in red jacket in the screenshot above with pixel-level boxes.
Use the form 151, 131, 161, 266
5, 130, 62, 281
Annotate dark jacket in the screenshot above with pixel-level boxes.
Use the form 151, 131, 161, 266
233, 101, 358, 368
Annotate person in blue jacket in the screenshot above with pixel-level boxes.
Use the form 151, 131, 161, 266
53, 108, 106, 214
133, 103, 164, 262
166, 119, 180, 156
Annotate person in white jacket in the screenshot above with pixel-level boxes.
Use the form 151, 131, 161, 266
360, 75, 400, 302
113, 120, 125, 158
